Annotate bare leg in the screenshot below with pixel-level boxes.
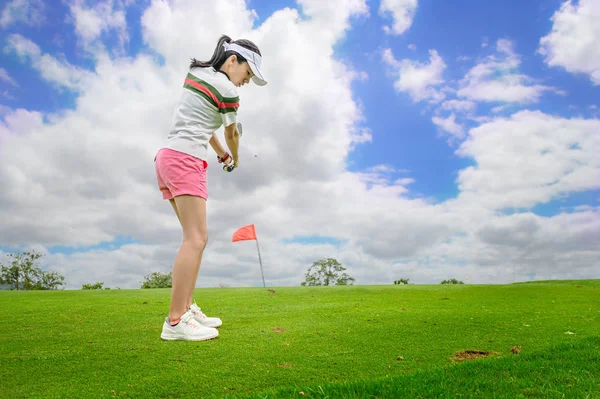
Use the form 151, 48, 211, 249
169, 200, 191, 310
168, 195, 208, 323
169, 199, 181, 224
169, 199, 203, 310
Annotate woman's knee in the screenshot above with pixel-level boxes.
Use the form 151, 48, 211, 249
184, 234, 208, 252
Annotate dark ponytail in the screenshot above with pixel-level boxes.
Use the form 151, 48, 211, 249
189, 34, 262, 70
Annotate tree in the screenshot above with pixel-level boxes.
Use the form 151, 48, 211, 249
82, 282, 104, 290
301, 258, 355, 286
394, 278, 409, 285
37, 270, 65, 290
440, 278, 464, 284
0, 250, 65, 290
141, 271, 172, 289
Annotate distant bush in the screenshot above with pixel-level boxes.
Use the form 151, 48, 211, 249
141, 272, 172, 289
394, 278, 409, 285
82, 282, 104, 290
440, 279, 464, 284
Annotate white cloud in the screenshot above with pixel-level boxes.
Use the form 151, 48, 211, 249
539, 0, 600, 85
491, 105, 509, 113
4, 34, 94, 91
0, 68, 18, 87
355, 164, 414, 188
456, 110, 600, 210
408, 44, 417, 51
0, 0, 45, 28
1, 90, 16, 100
379, 0, 418, 35
67, 0, 130, 53
382, 48, 446, 103
297, 0, 369, 40
0, 107, 43, 140
441, 99, 476, 113
367, 164, 398, 173
458, 39, 559, 104
432, 113, 464, 141
0, 108, 44, 153
349, 127, 372, 149
423, 207, 600, 284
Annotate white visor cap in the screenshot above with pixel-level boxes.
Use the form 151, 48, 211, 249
223, 42, 267, 86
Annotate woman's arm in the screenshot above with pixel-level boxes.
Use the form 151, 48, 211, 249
224, 122, 240, 168
209, 132, 227, 159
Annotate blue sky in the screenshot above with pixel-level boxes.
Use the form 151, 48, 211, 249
0, 0, 598, 287
337, 0, 599, 207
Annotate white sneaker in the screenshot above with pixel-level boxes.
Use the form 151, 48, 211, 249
160, 310, 219, 341
189, 301, 222, 328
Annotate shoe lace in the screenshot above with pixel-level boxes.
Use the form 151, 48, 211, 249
181, 311, 203, 330
190, 302, 207, 318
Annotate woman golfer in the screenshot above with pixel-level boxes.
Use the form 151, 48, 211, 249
154, 34, 267, 341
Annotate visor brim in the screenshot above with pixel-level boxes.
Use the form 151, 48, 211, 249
248, 61, 267, 86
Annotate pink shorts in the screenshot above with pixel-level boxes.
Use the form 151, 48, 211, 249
154, 148, 208, 200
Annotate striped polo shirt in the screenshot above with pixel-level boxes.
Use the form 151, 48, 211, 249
163, 66, 239, 161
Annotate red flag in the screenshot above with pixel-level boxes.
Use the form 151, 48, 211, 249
232, 224, 257, 242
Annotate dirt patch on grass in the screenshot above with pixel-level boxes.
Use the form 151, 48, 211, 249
272, 327, 285, 333
452, 349, 496, 362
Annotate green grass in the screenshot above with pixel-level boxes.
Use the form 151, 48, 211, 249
241, 337, 600, 398
0, 280, 598, 398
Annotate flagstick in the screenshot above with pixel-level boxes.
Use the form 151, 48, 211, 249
255, 236, 266, 288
